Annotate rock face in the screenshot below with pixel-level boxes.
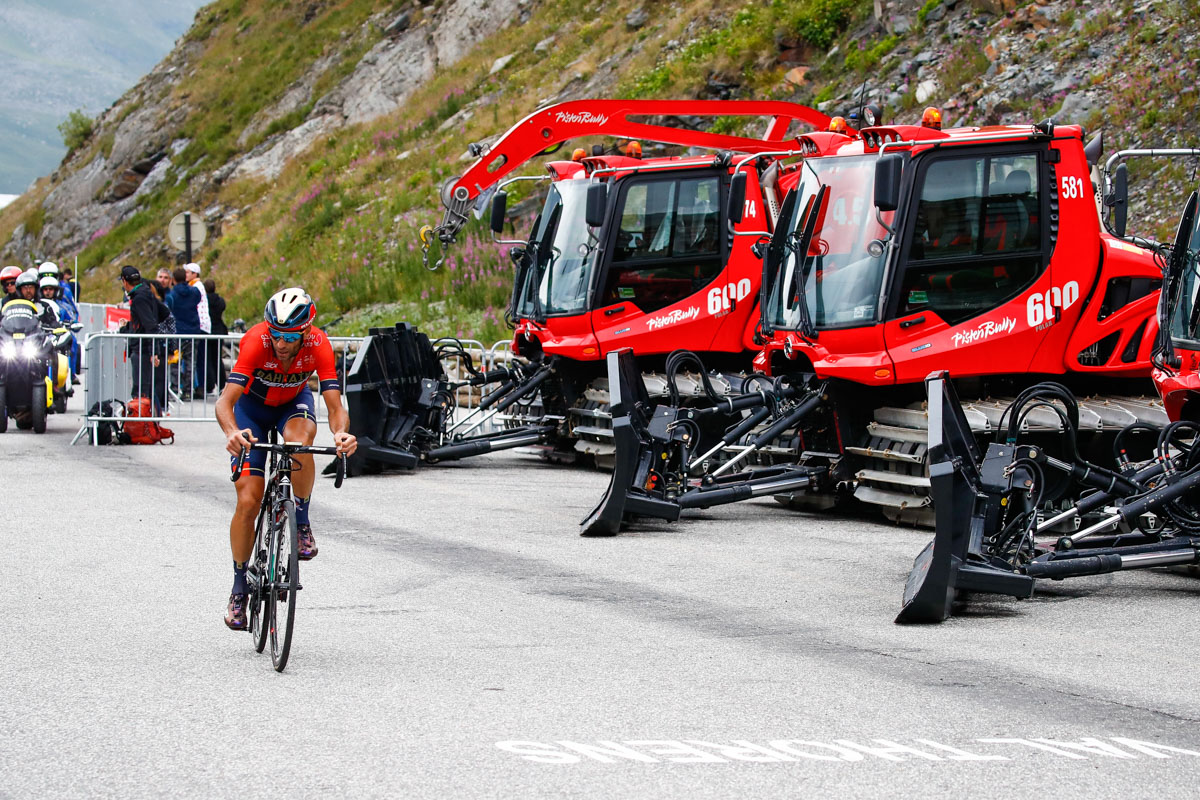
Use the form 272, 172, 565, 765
231, 115, 343, 183
4, 0, 1194, 267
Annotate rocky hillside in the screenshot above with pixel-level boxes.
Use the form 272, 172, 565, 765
0, 0, 1196, 341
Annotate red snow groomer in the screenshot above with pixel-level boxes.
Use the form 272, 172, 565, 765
585, 115, 1180, 534
345, 99, 837, 473
894, 155, 1200, 623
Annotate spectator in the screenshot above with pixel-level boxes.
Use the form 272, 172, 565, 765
185, 263, 210, 335
120, 266, 168, 412
185, 262, 211, 395
156, 268, 173, 295
204, 278, 228, 391
62, 267, 80, 304
168, 266, 202, 399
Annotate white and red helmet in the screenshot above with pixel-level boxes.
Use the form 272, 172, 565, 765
264, 287, 316, 332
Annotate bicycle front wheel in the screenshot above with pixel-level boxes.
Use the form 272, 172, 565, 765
249, 501, 271, 653
270, 497, 299, 672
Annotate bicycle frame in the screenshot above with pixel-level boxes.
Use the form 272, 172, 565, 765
232, 431, 347, 670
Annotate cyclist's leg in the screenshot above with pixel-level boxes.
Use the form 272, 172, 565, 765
278, 388, 318, 558
226, 399, 270, 629
231, 397, 272, 559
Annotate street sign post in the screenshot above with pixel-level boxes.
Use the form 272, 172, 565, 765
168, 212, 206, 262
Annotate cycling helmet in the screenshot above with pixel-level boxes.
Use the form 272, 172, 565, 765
38, 275, 60, 297
1, 266, 21, 282
38, 261, 59, 278
264, 287, 316, 331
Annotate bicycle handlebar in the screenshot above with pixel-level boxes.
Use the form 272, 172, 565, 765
231, 442, 349, 488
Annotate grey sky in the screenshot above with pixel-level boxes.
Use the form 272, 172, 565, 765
0, 0, 208, 194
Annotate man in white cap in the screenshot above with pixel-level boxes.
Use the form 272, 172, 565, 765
184, 262, 212, 395
184, 262, 210, 334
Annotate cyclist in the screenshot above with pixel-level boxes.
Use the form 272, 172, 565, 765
215, 287, 357, 630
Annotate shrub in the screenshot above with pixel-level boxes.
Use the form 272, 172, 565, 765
57, 110, 94, 152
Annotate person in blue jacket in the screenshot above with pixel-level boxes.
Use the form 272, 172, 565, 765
38, 262, 76, 322
167, 266, 202, 399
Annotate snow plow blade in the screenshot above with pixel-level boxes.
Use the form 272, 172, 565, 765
342, 323, 444, 475
581, 349, 681, 536
895, 372, 1035, 623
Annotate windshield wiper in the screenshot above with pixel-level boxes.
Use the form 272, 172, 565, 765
784, 185, 827, 340
532, 244, 563, 324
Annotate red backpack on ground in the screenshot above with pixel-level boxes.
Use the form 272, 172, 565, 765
125, 397, 174, 445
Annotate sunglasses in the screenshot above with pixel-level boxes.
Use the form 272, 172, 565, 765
1, 281, 14, 288
268, 328, 304, 342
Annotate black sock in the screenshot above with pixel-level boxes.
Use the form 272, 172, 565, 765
232, 561, 247, 595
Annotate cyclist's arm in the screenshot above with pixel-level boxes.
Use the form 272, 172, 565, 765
216, 382, 256, 456
321, 388, 357, 455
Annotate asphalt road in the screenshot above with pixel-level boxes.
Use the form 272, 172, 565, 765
4, 404, 1200, 798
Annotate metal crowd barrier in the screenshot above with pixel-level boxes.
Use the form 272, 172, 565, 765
73, 330, 515, 445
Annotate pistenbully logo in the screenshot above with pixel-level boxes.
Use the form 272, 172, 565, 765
555, 111, 611, 125
646, 306, 699, 331
951, 317, 1016, 347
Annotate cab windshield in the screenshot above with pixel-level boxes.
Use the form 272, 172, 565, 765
1168, 209, 1200, 346
512, 181, 599, 319
765, 155, 894, 330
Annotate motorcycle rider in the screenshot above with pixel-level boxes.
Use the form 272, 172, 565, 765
3, 271, 57, 327
38, 276, 68, 322
38, 262, 76, 321
1, 266, 21, 304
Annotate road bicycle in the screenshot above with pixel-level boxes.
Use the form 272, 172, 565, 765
233, 432, 346, 671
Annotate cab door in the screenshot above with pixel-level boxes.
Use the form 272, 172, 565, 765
885, 149, 1052, 383
591, 172, 728, 355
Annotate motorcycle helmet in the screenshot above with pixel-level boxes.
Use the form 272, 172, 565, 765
1, 265, 21, 282
264, 287, 315, 332
38, 275, 60, 299
38, 261, 60, 279
15, 270, 38, 300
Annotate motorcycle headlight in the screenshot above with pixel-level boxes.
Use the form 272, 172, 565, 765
0, 341, 14, 360
21, 340, 38, 359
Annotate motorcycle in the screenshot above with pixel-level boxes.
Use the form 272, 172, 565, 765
0, 304, 76, 432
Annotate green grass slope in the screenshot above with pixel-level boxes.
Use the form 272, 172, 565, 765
2, 0, 1197, 344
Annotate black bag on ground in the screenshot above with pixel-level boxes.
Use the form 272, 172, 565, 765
87, 399, 130, 445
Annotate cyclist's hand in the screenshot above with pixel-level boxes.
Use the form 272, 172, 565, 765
226, 428, 256, 457
333, 431, 357, 456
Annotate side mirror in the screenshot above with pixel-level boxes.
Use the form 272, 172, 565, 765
728, 172, 747, 224
489, 190, 508, 234
70, 322, 83, 332
586, 183, 607, 228
874, 154, 903, 212
1112, 163, 1128, 238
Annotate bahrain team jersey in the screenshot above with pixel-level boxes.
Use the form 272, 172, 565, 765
228, 321, 340, 405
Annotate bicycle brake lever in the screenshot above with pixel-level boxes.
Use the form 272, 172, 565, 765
231, 447, 247, 482
334, 453, 347, 488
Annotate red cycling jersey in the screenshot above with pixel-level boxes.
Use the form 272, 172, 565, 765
228, 321, 340, 406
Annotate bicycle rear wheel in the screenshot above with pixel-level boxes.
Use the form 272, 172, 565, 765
270, 496, 299, 672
